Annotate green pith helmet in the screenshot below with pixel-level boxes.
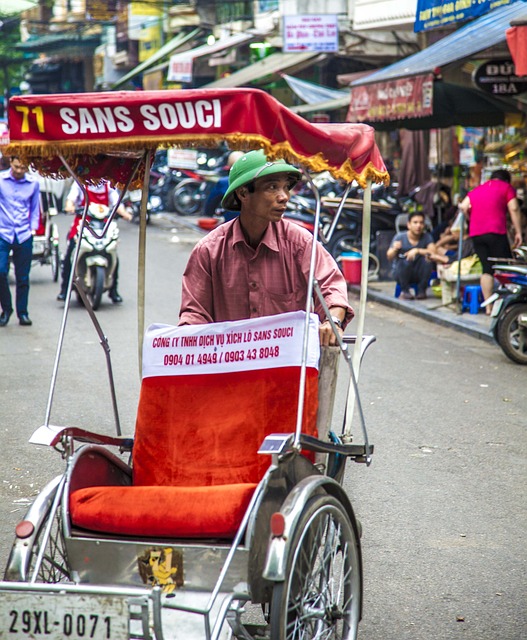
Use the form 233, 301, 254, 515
221, 150, 301, 211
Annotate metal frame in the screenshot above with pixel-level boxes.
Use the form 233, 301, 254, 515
2, 155, 376, 640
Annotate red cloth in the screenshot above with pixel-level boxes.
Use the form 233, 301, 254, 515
67, 182, 110, 240
6, 88, 388, 188
506, 26, 527, 77
179, 218, 353, 328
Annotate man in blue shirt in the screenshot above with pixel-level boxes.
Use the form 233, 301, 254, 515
0, 157, 40, 326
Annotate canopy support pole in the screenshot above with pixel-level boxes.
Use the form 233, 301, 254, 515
344, 179, 372, 440
137, 151, 152, 376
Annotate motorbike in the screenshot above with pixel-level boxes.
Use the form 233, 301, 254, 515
74, 203, 119, 310
124, 167, 164, 224
168, 152, 233, 216
284, 187, 398, 258
483, 246, 527, 364
158, 148, 231, 213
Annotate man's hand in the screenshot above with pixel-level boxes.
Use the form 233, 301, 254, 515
387, 240, 402, 260
64, 199, 76, 214
319, 319, 343, 347
405, 247, 420, 261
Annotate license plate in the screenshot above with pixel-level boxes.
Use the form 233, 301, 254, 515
491, 299, 503, 317
1, 592, 129, 639
128, 189, 142, 202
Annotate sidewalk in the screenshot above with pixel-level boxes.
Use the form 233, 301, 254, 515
352, 279, 494, 343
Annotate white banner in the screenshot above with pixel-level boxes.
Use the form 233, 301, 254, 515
283, 15, 339, 53
142, 311, 320, 378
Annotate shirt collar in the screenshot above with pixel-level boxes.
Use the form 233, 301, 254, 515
6, 170, 30, 183
231, 218, 280, 253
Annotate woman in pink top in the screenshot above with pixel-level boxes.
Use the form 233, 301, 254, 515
459, 169, 523, 308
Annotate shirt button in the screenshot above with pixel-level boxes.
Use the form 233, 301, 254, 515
250, 282, 257, 289
251, 307, 257, 313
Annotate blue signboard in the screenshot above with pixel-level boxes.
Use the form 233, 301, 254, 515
415, 0, 521, 32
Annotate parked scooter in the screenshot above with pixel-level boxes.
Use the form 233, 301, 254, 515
75, 203, 119, 310
169, 151, 233, 216
124, 167, 164, 224
483, 246, 527, 364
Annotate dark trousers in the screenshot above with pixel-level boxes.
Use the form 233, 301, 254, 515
0, 235, 33, 317
60, 237, 119, 295
394, 256, 434, 294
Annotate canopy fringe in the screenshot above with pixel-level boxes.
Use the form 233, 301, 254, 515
6, 134, 389, 187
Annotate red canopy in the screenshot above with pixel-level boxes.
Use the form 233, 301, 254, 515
6, 88, 388, 187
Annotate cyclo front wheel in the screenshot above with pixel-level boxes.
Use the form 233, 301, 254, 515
4, 478, 71, 583
270, 495, 361, 639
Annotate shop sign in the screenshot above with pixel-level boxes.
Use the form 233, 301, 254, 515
414, 0, 520, 33
473, 59, 527, 95
348, 73, 434, 122
283, 15, 338, 53
168, 56, 192, 83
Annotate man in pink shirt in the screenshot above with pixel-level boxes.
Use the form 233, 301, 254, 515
459, 169, 523, 307
179, 150, 353, 346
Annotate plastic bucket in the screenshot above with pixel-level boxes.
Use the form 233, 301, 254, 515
340, 252, 362, 285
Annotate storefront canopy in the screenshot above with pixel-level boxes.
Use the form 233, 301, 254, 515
349, 79, 524, 131
282, 74, 348, 104
203, 51, 323, 88
281, 74, 350, 114
350, 2, 527, 87
112, 28, 202, 89
167, 32, 257, 82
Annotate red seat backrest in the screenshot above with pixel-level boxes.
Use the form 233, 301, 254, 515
132, 312, 320, 488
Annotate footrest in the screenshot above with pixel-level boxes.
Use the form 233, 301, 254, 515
299, 434, 374, 460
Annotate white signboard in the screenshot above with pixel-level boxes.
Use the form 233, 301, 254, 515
167, 55, 192, 83
142, 311, 320, 379
167, 148, 198, 169
283, 14, 339, 53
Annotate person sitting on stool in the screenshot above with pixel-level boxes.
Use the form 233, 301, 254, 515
387, 211, 448, 300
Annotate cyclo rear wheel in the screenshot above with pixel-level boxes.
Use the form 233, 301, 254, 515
270, 495, 361, 639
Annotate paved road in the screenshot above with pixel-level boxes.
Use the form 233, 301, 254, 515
347, 297, 526, 640
0, 213, 525, 639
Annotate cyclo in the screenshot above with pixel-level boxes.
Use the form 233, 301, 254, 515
0, 88, 388, 639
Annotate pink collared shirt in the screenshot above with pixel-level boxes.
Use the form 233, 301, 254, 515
179, 218, 353, 327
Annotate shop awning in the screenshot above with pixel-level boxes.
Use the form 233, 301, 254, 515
282, 74, 348, 104
281, 74, 350, 114
350, 2, 527, 87
167, 32, 257, 82
348, 78, 524, 130
16, 31, 101, 54
291, 96, 351, 114
203, 51, 323, 88
112, 28, 202, 89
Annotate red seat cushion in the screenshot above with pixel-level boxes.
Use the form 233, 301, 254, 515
70, 483, 257, 538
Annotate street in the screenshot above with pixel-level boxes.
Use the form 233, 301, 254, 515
0, 211, 525, 640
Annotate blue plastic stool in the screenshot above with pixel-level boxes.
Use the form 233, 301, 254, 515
395, 283, 419, 298
462, 285, 483, 314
